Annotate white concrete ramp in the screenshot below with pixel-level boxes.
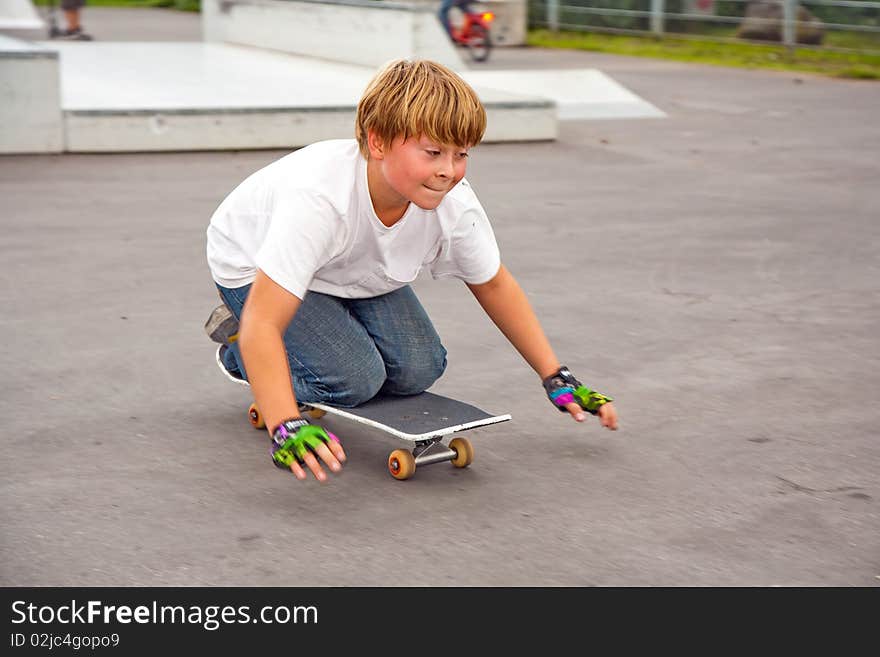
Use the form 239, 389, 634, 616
49, 41, 556, 152
203, 0, 467, 71
2, 36, 666, 153
1, 0, 666, 153
0, 0, 43, 31
0, 0, 667, 153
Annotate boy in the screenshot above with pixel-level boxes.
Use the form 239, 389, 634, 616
206, 59, 618, 482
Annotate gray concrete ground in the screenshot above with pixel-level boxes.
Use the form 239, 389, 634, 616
2, 8, 879, 586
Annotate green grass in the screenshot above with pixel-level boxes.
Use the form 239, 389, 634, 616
528, 28, 880, 80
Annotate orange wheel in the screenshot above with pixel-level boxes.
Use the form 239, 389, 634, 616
388, 449, 416, 480
449, 437, 474, 468
248, 402, 265, 430
307, 408, 326, 420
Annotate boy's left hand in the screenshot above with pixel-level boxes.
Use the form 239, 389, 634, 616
542, 365, 618, 431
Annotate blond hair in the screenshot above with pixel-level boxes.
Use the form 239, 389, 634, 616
355, 59, 487, 158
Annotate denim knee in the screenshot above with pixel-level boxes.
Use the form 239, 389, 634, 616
328, 358, 387, 408
383, 344, 448, 396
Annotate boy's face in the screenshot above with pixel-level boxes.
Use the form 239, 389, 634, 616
370, 134, 470, 212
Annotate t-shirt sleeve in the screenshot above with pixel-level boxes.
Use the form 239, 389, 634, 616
430, 197, 501, 285
255, 191, 339, 299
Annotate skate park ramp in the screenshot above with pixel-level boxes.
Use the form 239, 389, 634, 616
48, 41, 556, 152
0, 0, 43, 34
0, 1, 665, 153
42, 41, 662, 153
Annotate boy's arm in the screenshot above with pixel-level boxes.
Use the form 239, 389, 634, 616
466, 265, 560, 380
239, 270, 345, 480
466, 265, 618, 429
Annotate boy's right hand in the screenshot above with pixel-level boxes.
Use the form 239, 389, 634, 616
270, 419, 346, 482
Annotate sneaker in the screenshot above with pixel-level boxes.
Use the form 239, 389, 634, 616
56, 27, 93, 41
216, 344, 248, 386
205, 303, 239, 344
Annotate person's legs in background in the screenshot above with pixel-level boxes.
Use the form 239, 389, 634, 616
59, 0, 90, 39
437, 0, 455, 38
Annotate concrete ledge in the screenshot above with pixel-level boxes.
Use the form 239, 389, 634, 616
0, 33, 53, 58
0, 34, 62, 153
51, 42, 555, 152
0, 0, 45, 36
64, 107, 356, 152
203, 0, 467, 69
63, 98, 555, 152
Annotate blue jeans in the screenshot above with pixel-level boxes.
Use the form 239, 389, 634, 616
217, 284, 447, 408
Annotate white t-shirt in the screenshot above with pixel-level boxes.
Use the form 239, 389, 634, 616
206, 139, 501, 299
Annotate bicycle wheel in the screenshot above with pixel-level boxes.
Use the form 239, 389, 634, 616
466, 24, 492, 63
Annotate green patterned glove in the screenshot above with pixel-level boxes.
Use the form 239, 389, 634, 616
271, 419, 339, 470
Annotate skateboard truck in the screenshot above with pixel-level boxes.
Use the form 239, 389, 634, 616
388, 435, 473, 480
412, 438, 457, 466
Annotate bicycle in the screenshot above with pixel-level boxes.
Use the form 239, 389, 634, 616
449, 9, 494, 63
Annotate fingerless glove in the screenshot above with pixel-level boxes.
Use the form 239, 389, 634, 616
271, 418, 338, 469
542, 366, 613, 415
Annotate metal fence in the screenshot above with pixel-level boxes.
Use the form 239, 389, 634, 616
528, 0, 880, 52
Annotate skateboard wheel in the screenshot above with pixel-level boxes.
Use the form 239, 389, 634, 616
388, 449, 416, 480
449, 437, 474, 468
248, 402, 265, 430
307, 408, 326, 420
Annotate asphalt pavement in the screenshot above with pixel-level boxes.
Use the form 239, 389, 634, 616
1, 7, 879, 586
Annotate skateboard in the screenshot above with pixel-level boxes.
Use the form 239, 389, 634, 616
246, 388, 510, 480
215, 344, 510, 479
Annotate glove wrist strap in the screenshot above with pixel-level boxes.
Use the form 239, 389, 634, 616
271, 418, 310, 443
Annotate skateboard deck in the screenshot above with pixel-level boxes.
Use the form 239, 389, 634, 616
303, 392, 511, 442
